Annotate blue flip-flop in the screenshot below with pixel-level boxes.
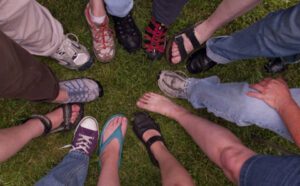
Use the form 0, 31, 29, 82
99, 114, 127, 167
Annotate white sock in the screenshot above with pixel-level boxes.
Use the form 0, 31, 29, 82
89, 8, 105, 25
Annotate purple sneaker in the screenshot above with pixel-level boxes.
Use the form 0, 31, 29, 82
70, 116, 99, 156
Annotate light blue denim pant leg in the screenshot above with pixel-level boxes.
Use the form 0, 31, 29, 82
35, 151, 89, 186
206, 3, 300, 64
104, 0, 133, 17
186, 76, 300, 141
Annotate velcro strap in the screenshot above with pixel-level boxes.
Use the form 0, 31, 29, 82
30, 115, 52, 134
185, 27, 201, 49
146, 136, 164, 149
174, 35, 188, 60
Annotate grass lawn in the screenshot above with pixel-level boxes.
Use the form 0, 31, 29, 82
1, 0, 300, 185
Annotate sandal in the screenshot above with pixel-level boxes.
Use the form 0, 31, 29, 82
166, 25, 202, 64
29, 103, 84, 135
99, 114, 127, 167
132, 112, 166, 167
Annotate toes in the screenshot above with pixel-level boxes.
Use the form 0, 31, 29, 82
136, 100, 147, 108
120, 117, 128, 135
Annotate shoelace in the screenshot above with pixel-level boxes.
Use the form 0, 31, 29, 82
56, 33, 80, 57
144, 19, 167, 53
93, 24, 114, 49
69, 134, 94, 154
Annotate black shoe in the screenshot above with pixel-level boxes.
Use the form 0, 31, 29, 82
144, 17, 168, 60
111, 12, 142, 53
264, 58, 287, 73
186, 48, 216, 74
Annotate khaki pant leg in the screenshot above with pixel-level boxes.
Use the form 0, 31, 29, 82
0, 0, 64, 56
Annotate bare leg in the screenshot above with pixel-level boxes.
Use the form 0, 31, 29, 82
90, 0, 106, 17
171, 0, 261, 63
0, 105, 80, 162
137, 93, 256, 183
97, 116, 127, 186
142, 129, 195, 186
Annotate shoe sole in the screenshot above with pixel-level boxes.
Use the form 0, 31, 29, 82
78, 56, 94, 71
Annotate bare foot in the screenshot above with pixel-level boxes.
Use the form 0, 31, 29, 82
136, 92, 188, 120
100, 116, 128, 164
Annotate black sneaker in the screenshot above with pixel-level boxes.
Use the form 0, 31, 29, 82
186, 47, 216, 74
111, 12, 142, 53
264, 58, 287, 73
144, 17, 168, 60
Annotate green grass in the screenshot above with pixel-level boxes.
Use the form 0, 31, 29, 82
1, 0, 300, 185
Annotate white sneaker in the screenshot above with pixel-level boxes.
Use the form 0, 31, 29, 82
51, 33, 93, 70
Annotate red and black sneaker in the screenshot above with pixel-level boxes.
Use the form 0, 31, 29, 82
144, 17, 168, 60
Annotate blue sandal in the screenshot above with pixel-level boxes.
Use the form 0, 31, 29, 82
99, 114, 127, 167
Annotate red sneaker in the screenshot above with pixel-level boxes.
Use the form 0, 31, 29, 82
144, 17, 167, 60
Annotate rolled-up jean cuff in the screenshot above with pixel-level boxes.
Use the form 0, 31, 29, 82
206, 37, 232, 64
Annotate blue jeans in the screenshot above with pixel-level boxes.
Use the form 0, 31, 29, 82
186, 76, 300, 141
206, 3, 300, 64
105, 0, 133, 17
240, 155, 300, 186
35, 151, 89, 186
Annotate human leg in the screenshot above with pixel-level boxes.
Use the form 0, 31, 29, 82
133, 112, 195, 186
97, 115, 128, 186
157, 71, 296, 140
144, 0, 189, 60
0, 0, 92, 70
36, 116, 99, 186
170, 0, 261, 64
137, 93, 256, 183
106, 0, 142, 53
0, 104, 82, 162
205, 3, 300, 64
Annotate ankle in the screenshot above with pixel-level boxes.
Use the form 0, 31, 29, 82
169, 106, 189, 121
195, 20, 215, 44
25, 119, 45, 138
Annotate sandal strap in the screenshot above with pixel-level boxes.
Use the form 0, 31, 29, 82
133, 112, 166, 167
145, 135, 164, 167
62, 104, 72, 130
174, 35, 188, 61
185, 27, 201, 49
30, 115, 52, 135
51, 103, 84, 133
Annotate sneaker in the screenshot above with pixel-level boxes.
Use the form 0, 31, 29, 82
70, 116, 99, 156
157, 70, 188, 99
111, 11, 142, 53
59, 78, 103, 103
51, 33, 93, 71
85, 4, 115, 63
144, 17, 167, 60
264, 58, 287, 73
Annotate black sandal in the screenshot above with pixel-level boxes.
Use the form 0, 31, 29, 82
132, 112, 166, 167
29, 103, 84, 135
166, 25, 202, 64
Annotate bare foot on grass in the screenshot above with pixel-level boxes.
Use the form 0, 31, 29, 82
136, 92, 188, 120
